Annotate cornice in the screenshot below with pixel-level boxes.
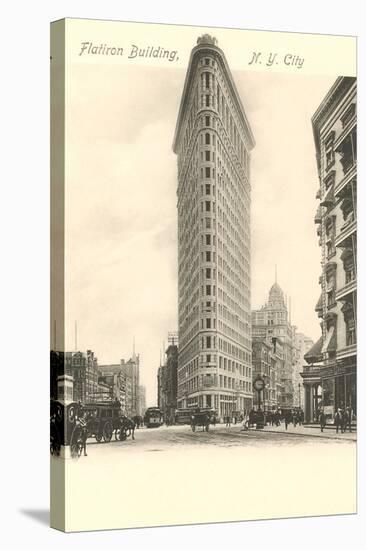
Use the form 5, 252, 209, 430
173, 41, 255, 154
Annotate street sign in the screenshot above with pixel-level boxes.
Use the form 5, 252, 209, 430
253, 377, 265, 392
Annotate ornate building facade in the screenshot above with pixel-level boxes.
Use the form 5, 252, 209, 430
173, 35, 255, 419
302, 77, 357, 422
252, 282, 296, 408
157, 342, 178, 423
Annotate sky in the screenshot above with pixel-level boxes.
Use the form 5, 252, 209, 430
63, 53, 335, 406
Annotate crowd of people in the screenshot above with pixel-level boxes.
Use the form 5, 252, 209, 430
320, 405, 353, 433
246, 408, 304, 429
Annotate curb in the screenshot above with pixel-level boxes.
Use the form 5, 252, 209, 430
242, 427, 357, 442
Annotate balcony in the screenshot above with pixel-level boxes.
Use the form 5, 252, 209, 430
337, 344, 357, 361
336, 279, 357, 301
320, 186, 335, 208
335, 219, 357, 248
334, 163, 356, 198
314, 206, 322, 224
333, 117, 356, 151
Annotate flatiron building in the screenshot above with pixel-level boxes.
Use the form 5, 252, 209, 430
173, 35, 255, 419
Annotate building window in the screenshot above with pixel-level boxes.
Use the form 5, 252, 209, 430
205, 116, 210, 127
206, 251, 211, 261
206, 268, 211, 278
205, 58, 210, 66
205, 167, 211, 178
345, 314, 356, 346
341, 103, 356, 128
206, 318, 211, 329
205, 183, 210, 194
324, 131, 335, 170
206, 234, 211, 245
206, 285, 211, 295
206, 336, 211, 348
205, 200, 211, 211
327, 290, 336, 308
207, 354, 211, 363
344, 257, 356, 284
205, 150, 210, 161
326, 149, 335, 168
205, 133, 210, 145
205, 73, 210, 89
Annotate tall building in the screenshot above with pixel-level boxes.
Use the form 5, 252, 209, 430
139, 385, 146, 416
301, 77, 357, 422
293, 333, 314, 408
173, 35, 255, 419
252, 282, 296, 407
252, 337, 283, 411
157, 340, 178, 423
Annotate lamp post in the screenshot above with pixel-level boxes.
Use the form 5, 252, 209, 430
298, 383, 301, 409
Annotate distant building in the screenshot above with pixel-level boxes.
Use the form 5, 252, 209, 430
99, 352, 141, 416
293, 333, 314, 408
97, 369, 127, 410
252, 337, 283, 411
64, 349, 99, 404
173, 34, 255, 419
157, 341, 178, 423
302, 77, 357, 422
252, 282, 296, 408
139, 385, 146, 416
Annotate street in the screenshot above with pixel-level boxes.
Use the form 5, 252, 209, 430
86, 422, 356, 453
57, 422, 356, 531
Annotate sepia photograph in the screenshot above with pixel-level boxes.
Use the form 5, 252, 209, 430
49, 18, 357, 532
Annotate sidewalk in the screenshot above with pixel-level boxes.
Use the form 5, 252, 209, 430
249, 423, 357, 441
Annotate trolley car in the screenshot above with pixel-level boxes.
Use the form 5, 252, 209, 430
144, 407, 163, 428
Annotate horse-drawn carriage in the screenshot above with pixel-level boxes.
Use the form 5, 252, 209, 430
50, 400, 87, 457
50, 399, 135, 458
190, 408, 216, 432
83, 401, 134, 442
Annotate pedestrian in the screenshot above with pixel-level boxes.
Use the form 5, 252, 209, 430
284, 411, 289, 430
293, 411, 297, 428
345, 406, 352, 433
334, 408, 342, 434
76, 408, 88, 457
340, 407, 347, 433
319, 409, 326, 433
299, 409, 304, 426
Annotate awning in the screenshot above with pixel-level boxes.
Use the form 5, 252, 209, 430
315, 294, 323, 312
321, 326, 336, 353
320, 185, 335, 207
304, 337, 323, 364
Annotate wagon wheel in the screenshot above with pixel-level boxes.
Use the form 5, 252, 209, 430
103, 421, 113, 443
95, 432, 103, 443
70, 427, 83, 458
114, 428, 120, 441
